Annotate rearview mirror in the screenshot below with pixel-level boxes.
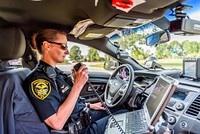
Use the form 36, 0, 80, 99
146, 30, 170, 46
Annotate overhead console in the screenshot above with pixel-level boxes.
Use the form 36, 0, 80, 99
169, 4, 200, 35
170, 18, 200, 35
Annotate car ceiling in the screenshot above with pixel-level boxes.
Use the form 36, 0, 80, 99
0, 0, 186, 39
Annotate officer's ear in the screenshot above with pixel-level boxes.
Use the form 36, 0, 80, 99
43, 41, 51, 51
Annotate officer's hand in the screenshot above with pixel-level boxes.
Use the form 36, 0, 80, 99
71, 69, 76, 79
73, 65, 88, 89
71, 64, 87, 78
90, 102, 106, 111
147, 129, 170, 134
163, 131, 170, 134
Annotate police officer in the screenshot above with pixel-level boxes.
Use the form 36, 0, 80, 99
23, 28, 125, 134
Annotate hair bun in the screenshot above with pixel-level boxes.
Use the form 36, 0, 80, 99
31, 32, 38, 50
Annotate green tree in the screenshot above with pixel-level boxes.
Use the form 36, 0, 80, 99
118, 33, 145, 50
169, 41, 184, 57
182, 40, 191, 56
110, 24, 160, 60
118, 33, 148, 60
69, 46, 83, 61
87, 48, 100, 61
130, 45, 149, 60
156, 43, 171, 59
182, 41, 200, 57
105, 54, 112, 60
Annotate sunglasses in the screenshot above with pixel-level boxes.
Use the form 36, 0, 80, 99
47, 41, 68, 50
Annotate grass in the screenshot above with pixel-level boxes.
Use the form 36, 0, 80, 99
160, 62, 182, 70
61, 59, 183, 70
138, 59, 183, 70
155, 59, 182, 70
88, 62, 104, 68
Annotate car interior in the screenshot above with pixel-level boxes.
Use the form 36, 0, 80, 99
1, 0, 200, 134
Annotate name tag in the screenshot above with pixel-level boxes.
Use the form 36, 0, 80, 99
62, 86, 69, 93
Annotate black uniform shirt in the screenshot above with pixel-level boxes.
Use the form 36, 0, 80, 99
24, 61, 85, 122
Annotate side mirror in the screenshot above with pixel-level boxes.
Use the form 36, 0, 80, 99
116, 50, 129, 60
114, 42, 129, 60
146, 30, 170, 46
103, 60, 118, 70
144, 56, 164, 70
145, 60, 163, 69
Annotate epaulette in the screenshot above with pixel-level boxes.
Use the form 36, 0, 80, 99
37, 63, 57, 79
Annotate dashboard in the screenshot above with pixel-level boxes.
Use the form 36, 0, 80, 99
79, 67, 200, 133
166, 79, 200, 134
134, 70, 200, 133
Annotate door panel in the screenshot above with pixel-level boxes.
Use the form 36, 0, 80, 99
81, 72, 110, 102
63, 71, 111, 102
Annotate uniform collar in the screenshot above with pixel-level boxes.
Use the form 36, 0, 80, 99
39, 60, 54, 68
38, 60, 67, 76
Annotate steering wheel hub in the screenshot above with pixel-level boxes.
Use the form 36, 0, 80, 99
104, 64, 135, 107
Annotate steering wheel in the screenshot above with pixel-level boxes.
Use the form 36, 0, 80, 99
104, 64, 134, 107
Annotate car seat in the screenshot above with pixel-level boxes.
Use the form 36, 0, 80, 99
0, 25, 49, 134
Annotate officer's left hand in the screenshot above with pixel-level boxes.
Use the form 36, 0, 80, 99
90, 102, 106, 111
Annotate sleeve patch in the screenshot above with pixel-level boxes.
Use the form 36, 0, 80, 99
31, 79, 51, 100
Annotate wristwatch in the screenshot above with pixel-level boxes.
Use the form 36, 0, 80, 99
86, 102, 90, 109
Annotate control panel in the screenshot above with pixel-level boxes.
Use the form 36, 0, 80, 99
165, 88, 199, 133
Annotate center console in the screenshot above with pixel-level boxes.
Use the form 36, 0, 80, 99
165, 84, 200, 133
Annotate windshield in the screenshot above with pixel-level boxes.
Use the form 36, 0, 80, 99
109, 0, 200, 71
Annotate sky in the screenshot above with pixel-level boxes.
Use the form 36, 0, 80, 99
165, 0, 200, 21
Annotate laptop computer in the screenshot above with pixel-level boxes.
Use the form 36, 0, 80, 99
104, 74, 178, 134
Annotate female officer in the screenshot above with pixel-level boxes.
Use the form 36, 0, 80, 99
23, 28, 124, 134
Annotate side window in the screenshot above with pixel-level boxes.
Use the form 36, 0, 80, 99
58, 42, 118, 74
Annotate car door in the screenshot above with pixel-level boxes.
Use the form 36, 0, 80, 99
81, 71, 110, 103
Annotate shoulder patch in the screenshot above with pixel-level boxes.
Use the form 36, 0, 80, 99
31, 79, 51, 100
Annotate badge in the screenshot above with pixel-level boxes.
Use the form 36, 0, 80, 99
31, 79, 51, 100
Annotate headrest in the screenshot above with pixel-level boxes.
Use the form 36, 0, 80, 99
0, 26, 26, 60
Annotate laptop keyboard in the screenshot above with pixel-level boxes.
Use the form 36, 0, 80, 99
126, 110, 148, 134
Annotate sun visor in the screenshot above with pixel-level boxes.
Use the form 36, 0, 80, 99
70, 19, 95, 38
103, 14, 152, 28
78, 25, 115, 40
70, 19, 115, 40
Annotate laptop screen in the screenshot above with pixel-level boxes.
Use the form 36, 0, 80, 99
146, 76, 171, 119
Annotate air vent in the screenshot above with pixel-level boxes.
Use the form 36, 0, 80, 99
186, 95, 200, 116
